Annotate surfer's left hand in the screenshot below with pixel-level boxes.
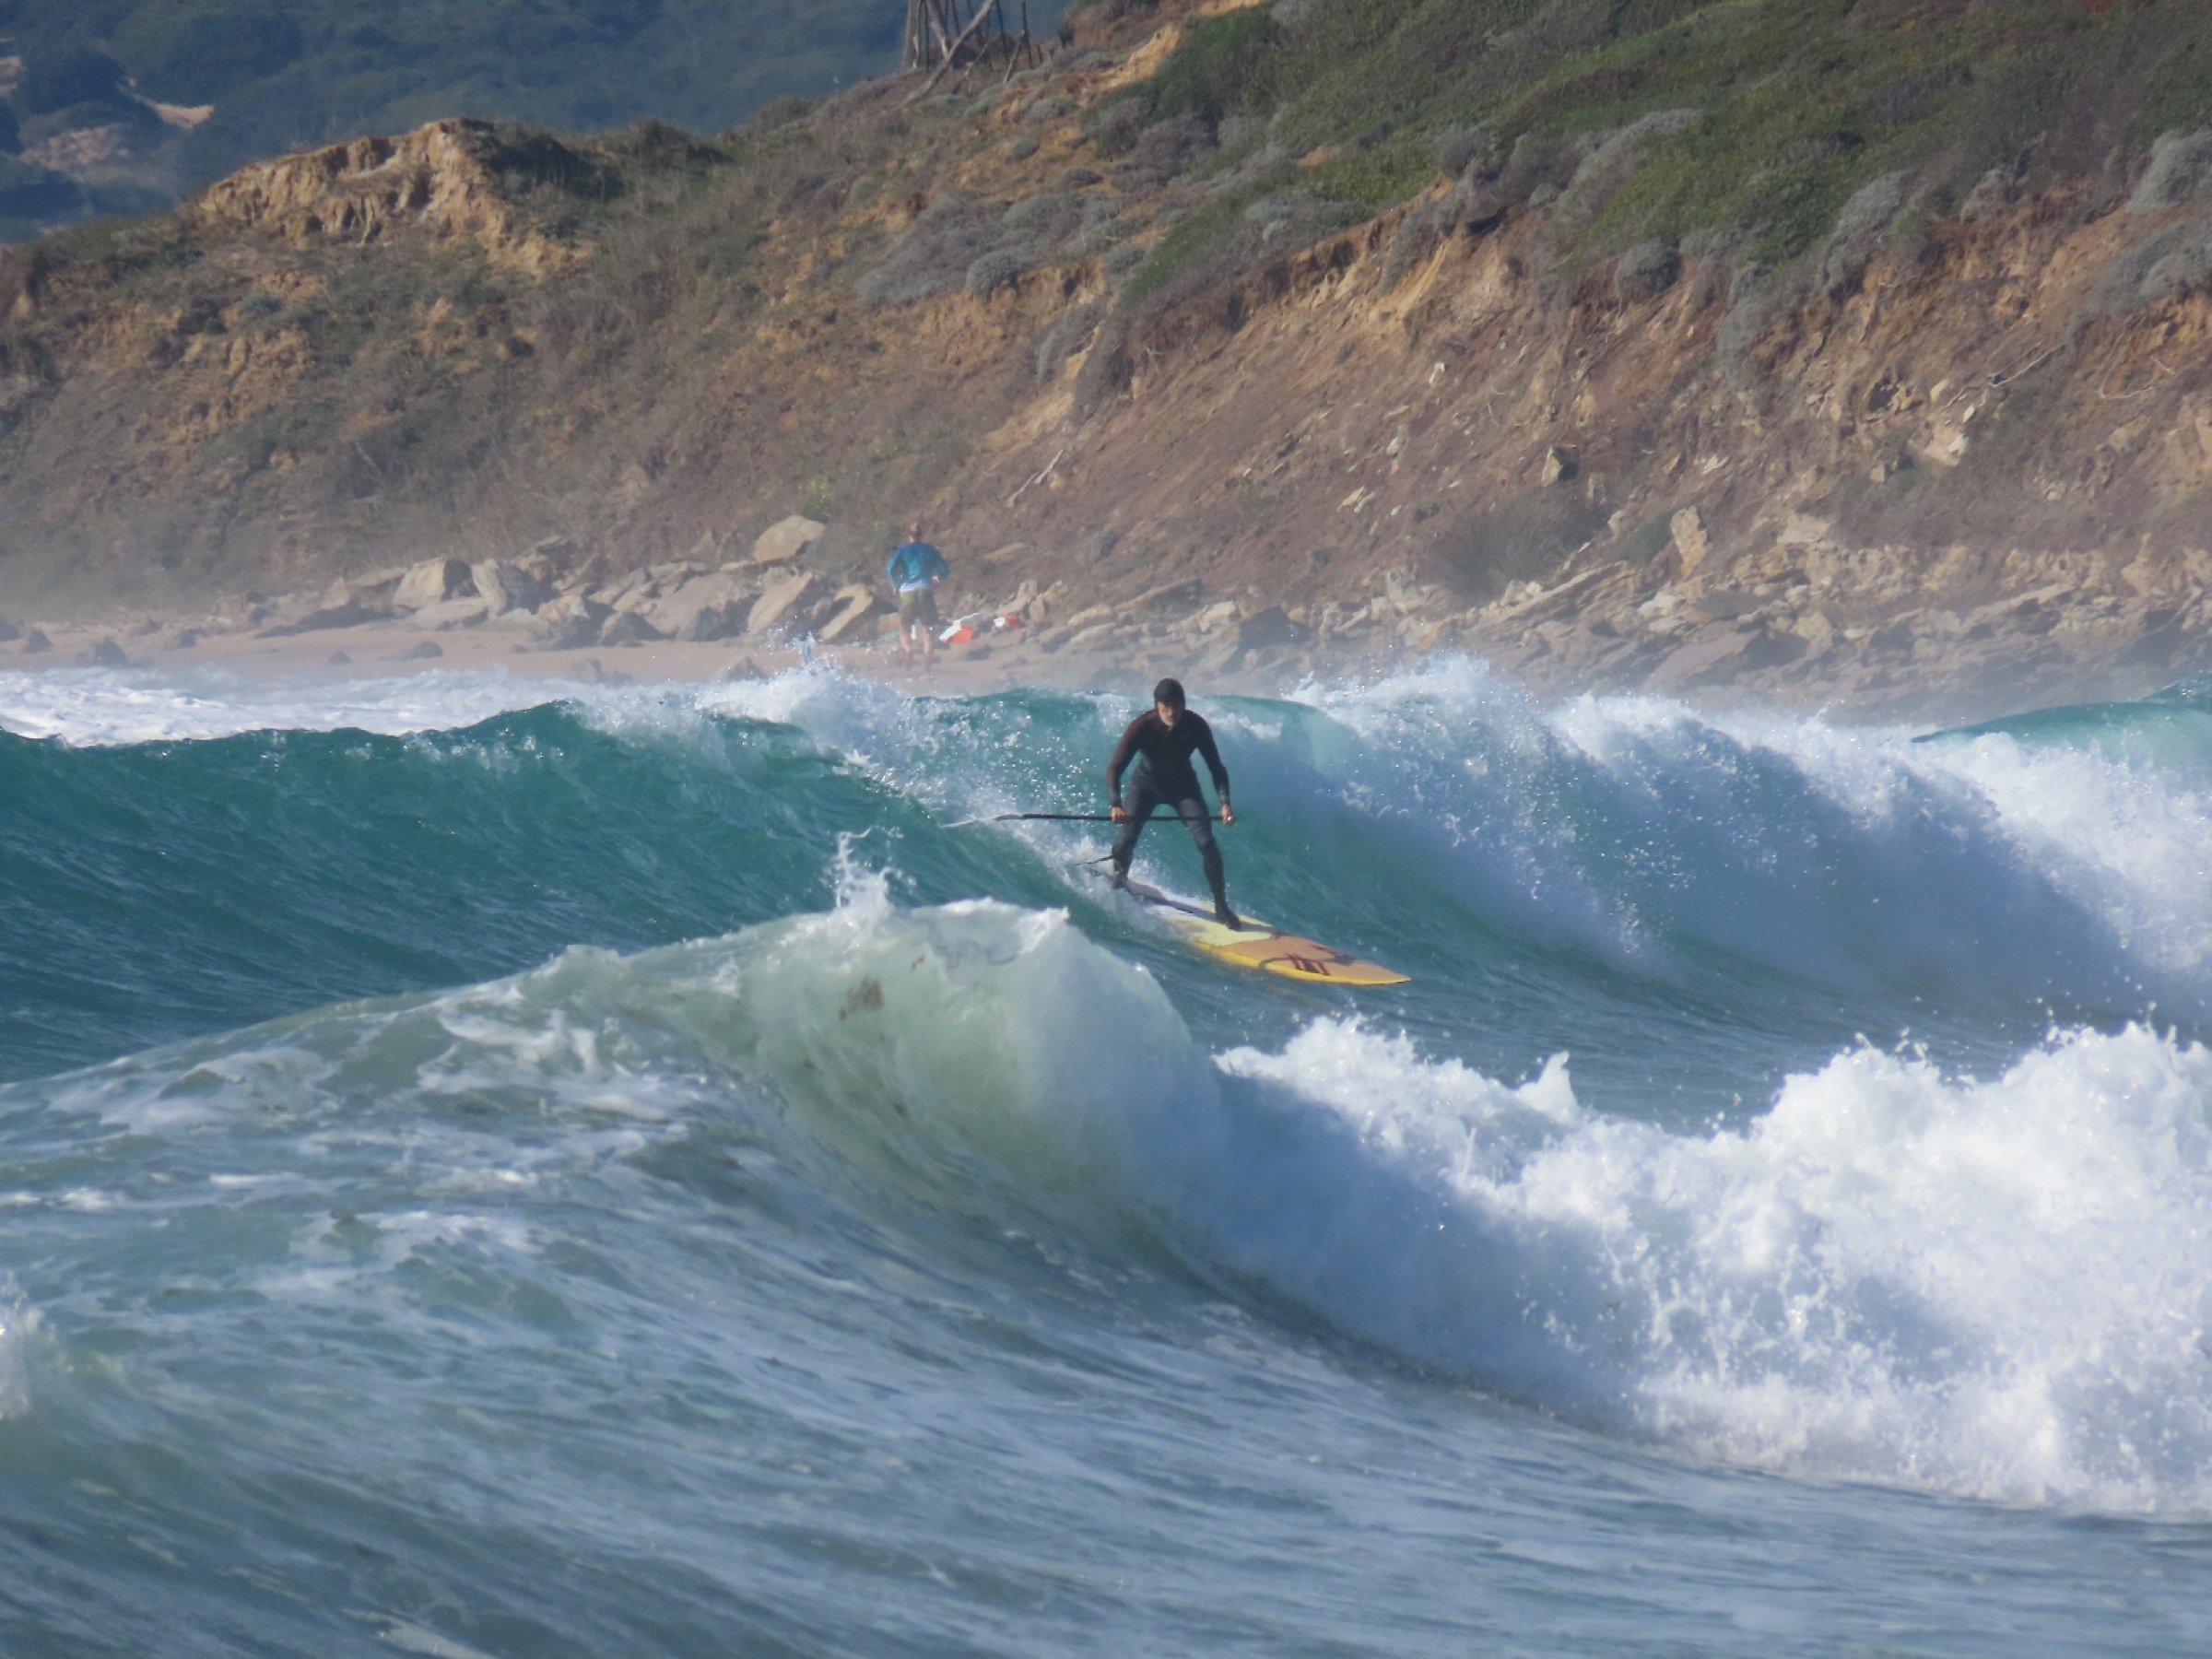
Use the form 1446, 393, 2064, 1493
1220, 805, 1235, 827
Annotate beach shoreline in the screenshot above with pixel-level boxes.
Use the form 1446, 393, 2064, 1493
0, 607, 1148, 702
3, 579, 2199, 731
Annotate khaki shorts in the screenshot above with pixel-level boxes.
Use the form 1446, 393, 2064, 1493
897, 587, 940, 629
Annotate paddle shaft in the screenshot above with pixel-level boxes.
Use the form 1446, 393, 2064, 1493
980, 810, 1220, 824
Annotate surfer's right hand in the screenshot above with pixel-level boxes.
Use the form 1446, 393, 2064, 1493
1110, 806, 1128, 823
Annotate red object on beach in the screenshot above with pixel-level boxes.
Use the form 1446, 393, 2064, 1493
939, 612, 1022, 646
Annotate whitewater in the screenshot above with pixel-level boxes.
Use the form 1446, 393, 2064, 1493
3, 656, 2209, 1656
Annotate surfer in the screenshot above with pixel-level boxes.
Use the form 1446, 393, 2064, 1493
886, 523, 950, 667
1107, 677, 1239, 927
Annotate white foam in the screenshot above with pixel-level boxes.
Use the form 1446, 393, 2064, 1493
0, 665, 605, 746
0, 1288, 40, 1418
1300, 657, 2212, 1010
667, 888, 2212, 1512
1200, 1017, 2212, 1513
0, 657, 932, 751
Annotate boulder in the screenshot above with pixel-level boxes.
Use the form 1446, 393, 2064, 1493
1645, 625, 1756, 691
1135, 577, 1204, 614
598, 609, 665, 646
1670, 508, 1712, 577
382, 641, 443, 663
254, 593, 323, 631
818, 584, 886, 644
592, 570, 656, 612
18, 628, 52, 654
752, 514, 826, 567
747, 571, 828, 638
393, 557, 475, 611
645, 572, 756, 641
532, 594, 612, 649
257, 598, 389, 637
324, 567, 407, 613
163, 628, 204, 651
1175, 600, 1239, 639
84, 639, 132, 668
471, 559, 552, 616
405, 598, 492, 631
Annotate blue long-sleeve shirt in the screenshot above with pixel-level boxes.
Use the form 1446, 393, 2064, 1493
887, 541, 948, 591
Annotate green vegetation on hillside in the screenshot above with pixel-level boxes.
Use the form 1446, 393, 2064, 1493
1100, 0, 2212, 300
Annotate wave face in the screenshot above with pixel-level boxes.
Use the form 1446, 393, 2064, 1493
3, 660, 2210, 1656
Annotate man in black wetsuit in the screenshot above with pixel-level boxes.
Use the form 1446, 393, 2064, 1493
1107, 677, 1239, 927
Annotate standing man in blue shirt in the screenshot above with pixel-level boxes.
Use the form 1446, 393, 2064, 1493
886, 522, 950, 668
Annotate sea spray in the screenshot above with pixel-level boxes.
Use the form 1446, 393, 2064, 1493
1204, 1018, 2212, 1512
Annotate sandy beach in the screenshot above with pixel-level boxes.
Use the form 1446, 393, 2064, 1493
2, 607, 1182, 700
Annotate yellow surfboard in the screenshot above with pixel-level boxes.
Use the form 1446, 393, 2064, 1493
1101, 874, 1410, 986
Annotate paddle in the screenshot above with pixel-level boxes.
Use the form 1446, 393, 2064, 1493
947, 811, 1115, 825
942, 809, 1224, 829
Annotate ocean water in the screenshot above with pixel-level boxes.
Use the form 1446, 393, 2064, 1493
3, 656, 2209, 1656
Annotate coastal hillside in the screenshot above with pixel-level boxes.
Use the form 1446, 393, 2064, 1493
7, 0, 2212, 712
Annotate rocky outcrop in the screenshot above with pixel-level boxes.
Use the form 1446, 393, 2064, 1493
751, 515, 826, 567
189, 121, 582, 275
393, 558, 473, 612
644, 571, 758, 641
747, 571, 828, 639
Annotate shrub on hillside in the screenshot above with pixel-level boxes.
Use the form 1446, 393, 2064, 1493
1083, 92, 1148, 159
966, 249, 1023, 296
1434, 126, 1500, 182
1613, 240, 1681, 303
857, 194, 997, 305
1818, 171, 1909, 298
2139, 228, 2212, 303
2130, 130, 2212, 214
863, 187, 1097, 308
1145, 7, 1282, 133
1033, 296, 1106, 382
1111, 114, 1214, 191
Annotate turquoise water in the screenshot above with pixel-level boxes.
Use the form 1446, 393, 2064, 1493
3, 658, 2209, 1655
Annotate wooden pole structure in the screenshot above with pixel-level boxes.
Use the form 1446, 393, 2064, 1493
901, 0, 998, 102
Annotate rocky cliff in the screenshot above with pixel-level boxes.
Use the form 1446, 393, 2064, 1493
6, 0, 2212, 715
